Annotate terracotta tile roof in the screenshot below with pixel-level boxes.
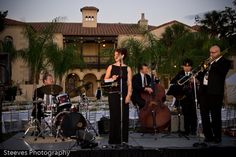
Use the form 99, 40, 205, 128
4, 18, 196, 36
150, 20, 193, 31
29, 22, 156, 36
4, 18, 25, 25
80, 6, 99, 12
191, 25, 201, 31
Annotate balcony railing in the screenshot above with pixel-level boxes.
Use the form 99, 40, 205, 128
82, 55, 111, 68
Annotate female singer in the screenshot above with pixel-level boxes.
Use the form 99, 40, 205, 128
104, 48, 132, 144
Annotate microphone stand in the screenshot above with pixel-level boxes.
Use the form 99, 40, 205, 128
119, 57, 123, 144
192, 75, 207, 148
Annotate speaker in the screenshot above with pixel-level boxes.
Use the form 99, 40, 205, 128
0, 53, 10, 85
98, 116, 110, 134
77, 130, 95, 142
171, 113, 185, 132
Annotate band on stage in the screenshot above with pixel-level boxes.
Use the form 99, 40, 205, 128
26, 44, 230, 146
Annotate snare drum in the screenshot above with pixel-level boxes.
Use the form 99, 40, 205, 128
56, 93, 72, 112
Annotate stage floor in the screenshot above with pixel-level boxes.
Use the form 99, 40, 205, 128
1, 131, 236, 151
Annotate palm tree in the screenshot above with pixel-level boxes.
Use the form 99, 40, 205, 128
19, 21, 56, 84
143, 32, 166, 74
121, 38, 146, 73
46, 43, 84, 85
159, 23, 190, 77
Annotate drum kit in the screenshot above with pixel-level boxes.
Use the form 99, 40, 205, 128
22, 83, 98, 148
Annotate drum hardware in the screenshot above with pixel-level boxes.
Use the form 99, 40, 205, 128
22, 100, 45, 140
53, 111, 97, 149
22, 116, 44, 140
42, 96, 57, 137
36, 84, 63, 137
41, 91, 71, 138
41, 84, 63, 95
54, 125, 65, 142
56, 93, 72, 112
80, 94, 99, 137
68, 83, 92, 98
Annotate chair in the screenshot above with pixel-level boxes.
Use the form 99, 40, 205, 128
3, 107, 19, 132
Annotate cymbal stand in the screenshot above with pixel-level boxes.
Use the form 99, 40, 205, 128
22, 101, 44, 141
83, 94, 99, 136
55, 125, 65, 142
22, 116, 43, 140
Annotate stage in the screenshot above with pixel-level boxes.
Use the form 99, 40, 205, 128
1, 100, 236, 156
1, 131, 236, 157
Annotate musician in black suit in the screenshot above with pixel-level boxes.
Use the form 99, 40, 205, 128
170, 58, 197, 135
198, 45, 231, 143
32, 73, 54, 123
131, 63, 153, 109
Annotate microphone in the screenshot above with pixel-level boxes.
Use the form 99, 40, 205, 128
120, 55, 124, 60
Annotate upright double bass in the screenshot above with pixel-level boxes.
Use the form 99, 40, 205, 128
139, 70, 171, 131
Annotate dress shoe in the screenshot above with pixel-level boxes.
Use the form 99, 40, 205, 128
190, 131, 196, 136
213, 138, 221, 144
79, 140, 98, 149
204, 138, 214, 142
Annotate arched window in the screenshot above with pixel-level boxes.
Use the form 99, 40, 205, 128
4, 36, 13, 44
3, 36, 14, 53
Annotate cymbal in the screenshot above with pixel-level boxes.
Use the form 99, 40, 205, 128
68, 87, 85, 98
68, 83, 91, 98
32, 100, 44, 104
41, 84, 63, 95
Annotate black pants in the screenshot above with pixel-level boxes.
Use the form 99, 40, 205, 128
31, 103, 44, 123
177, 96, 197, 134
108, 92, 129, 144
199, 93, 223, 140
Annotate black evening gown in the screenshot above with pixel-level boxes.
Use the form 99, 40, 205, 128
108, 65, 129, 144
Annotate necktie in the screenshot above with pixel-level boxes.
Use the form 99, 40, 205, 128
46, 94, 50, 105
144, 75, 147, 87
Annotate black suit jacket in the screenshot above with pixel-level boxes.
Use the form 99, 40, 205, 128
32, 86, 45, 118
198, 57, 230, 95
33, 86, 45, 101
170, 70, 186, 84
168, 70, 193, 98
131, 73, 151, 108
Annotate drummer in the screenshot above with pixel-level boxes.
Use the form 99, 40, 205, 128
32, 72, 54, 123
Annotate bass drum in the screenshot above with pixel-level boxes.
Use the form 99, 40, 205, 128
54, 111, 87, 137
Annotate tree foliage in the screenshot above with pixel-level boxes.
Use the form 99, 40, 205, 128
195, 1, 236, 40
0, 10, 8, 32
46, 43, 83, 85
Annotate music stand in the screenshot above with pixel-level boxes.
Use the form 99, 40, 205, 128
175, 100, 189, 140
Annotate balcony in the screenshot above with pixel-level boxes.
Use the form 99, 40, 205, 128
82, 55, 111, 69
